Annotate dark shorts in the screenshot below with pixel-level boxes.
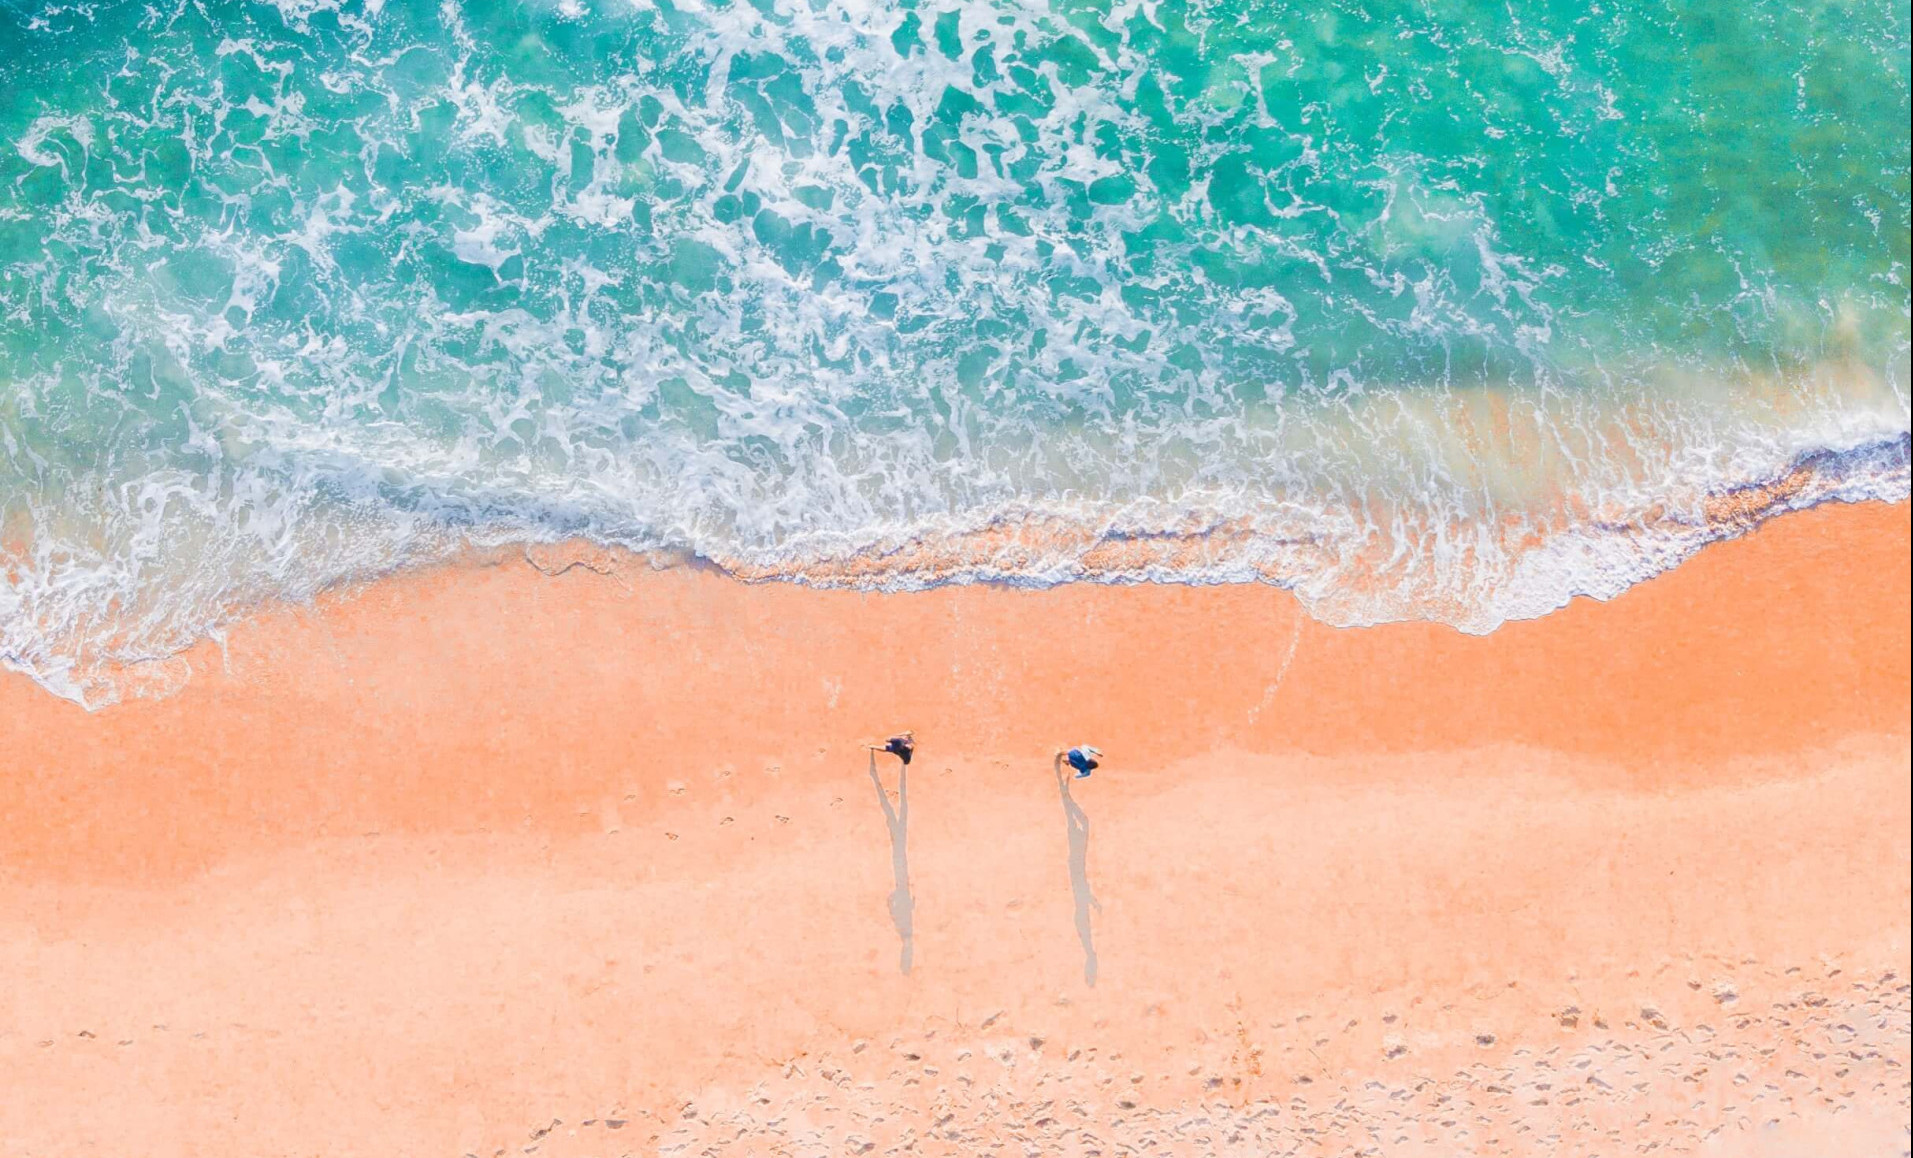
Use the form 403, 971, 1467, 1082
885, 739, 914, 765
1067, 749, 1098, 775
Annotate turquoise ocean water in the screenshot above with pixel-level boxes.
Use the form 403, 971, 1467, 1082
1, 0, 1908, 705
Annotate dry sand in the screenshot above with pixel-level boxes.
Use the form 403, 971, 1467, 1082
2, 500, 1908, 1157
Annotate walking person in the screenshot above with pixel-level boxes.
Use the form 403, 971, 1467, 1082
870, 730, 916, 765
1058, 743, 1102, 779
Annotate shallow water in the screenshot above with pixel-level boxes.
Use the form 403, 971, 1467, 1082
1, 0, 1908, 705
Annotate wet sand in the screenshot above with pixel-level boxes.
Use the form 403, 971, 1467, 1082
2, 500, 1908, 1156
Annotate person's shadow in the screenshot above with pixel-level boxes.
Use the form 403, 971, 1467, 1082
869, 752, 914, 974
1055, 755, 1101, 986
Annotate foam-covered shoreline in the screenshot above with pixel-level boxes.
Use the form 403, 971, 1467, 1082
3, 428, 1906, 708
718, 432, 1912, 597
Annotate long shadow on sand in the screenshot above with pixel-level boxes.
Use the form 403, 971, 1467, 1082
1055, 757, 1101, 986
869, 752, 914, 974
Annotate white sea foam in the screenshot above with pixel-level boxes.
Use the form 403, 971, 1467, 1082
1, 359, 1905, 709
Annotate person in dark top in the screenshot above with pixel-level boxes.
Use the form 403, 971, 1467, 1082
1059, 744, 1102, 778
870, 731, 915, 765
